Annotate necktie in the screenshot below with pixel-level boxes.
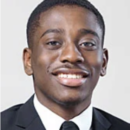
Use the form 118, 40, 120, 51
60, 121, 79, 130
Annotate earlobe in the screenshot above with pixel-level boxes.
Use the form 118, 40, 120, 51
100, 68, 106, 76
23, 48, 33, 76
100, 48, 109, 77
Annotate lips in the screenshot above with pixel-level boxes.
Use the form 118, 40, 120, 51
51, 68, 90, 87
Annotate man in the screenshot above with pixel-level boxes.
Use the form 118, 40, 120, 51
1, 0, 130, 130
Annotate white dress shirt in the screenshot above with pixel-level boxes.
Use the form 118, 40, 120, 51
34, 95, 93, 130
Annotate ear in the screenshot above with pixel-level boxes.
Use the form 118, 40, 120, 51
23, 48, 33, 76
100, 48, 109, 76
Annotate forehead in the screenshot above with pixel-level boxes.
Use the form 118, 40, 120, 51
37, 5, 102, 39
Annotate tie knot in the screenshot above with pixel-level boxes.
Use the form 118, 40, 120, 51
60, 121, 79, 130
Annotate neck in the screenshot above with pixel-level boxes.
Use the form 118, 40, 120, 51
35, 91, 92, 120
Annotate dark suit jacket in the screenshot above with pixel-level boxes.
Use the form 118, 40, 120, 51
1, 96, 130, 130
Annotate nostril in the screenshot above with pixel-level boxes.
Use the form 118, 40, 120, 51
77, 60, 82, 63
62, 60, 69, 63
62, 59, 83, 64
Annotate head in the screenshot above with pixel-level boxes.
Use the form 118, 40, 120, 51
27, 0, 105, 49
23, 0, 108, 110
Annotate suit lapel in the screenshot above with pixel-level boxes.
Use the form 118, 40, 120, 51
92, 108, 111, 130
15, 96, 112, 130
15, 95, 46, 130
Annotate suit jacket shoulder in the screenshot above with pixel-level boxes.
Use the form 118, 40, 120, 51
1, 96, 45, 130
93, 108, 130, 130
1, 104, 23, 130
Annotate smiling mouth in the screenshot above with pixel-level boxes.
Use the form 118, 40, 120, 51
57, 73, 86, 79
52, 69, 90, 87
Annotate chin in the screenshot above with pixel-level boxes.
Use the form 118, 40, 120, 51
54, 95, 85, 108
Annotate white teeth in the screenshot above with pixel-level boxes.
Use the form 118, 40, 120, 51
58, 74, 83, 79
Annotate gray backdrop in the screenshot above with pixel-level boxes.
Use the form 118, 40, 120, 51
1, 0, 130, 122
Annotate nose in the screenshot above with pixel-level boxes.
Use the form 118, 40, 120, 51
59, 44, 84, 63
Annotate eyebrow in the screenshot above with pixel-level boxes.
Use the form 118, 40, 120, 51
40, 29, 64, 38
40, 28, 99, 39
78, 29, 99, 38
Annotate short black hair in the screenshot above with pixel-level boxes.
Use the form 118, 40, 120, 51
27, 0, 105, 48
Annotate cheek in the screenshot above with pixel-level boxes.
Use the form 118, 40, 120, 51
83, 51, 103, 78
32, 46, 59, 75
84, 51, 103, 67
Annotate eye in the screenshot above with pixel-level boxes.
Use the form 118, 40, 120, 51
47, 41, 61, 46
80, 42, 95, 47
46, 41, 62, 50
79, 41, 96, 50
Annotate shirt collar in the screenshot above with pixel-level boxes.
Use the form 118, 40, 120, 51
34, 95, 93, 130
70, 103, 93, 130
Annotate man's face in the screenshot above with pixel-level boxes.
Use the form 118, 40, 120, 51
23, 5, 108, 107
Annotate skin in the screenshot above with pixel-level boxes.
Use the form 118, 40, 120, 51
23, 5, 108, 120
